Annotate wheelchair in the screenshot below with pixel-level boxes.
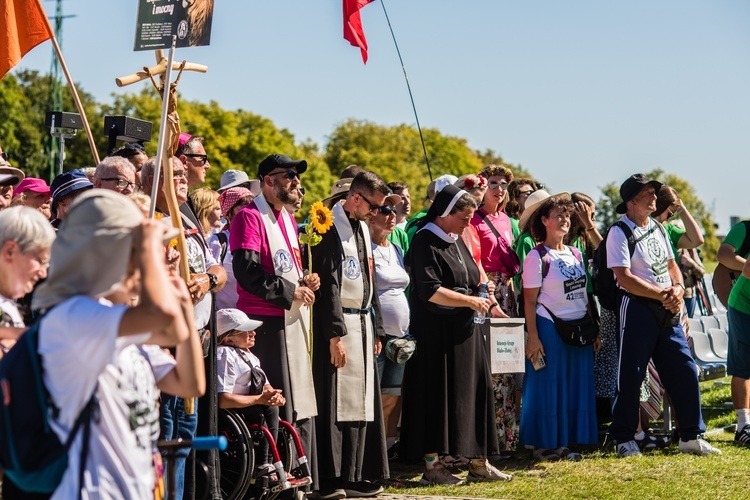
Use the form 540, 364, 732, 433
218, 409, 312, 500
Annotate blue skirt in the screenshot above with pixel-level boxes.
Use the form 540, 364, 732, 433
520, 315, 598, 449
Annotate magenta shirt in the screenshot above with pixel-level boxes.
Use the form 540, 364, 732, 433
229, 202, 300, 317
470, 209, 514, 273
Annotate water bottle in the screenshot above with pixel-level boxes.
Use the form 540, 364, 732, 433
474, 283, 490, 324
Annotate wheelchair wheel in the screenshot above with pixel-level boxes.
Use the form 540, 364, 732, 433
218, 409, 254, 500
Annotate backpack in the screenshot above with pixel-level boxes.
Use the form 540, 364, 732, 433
592, 218, 665, 310
0, 320, 96, 494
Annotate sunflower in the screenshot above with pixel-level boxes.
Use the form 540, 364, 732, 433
309, 201, 334, 234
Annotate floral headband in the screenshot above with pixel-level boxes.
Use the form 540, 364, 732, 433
463, 175, 487, 190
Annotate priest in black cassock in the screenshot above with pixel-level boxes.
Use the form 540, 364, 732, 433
311, 171, 390, 499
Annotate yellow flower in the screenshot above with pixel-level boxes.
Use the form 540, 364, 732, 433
309, 201, 334, 234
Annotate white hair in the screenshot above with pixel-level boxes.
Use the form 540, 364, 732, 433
0, 206, 55, 253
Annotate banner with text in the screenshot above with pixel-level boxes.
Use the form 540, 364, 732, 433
134, 0, 214, 51
490, 318, 526, 374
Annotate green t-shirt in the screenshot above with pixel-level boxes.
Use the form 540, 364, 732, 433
510, 217, 520, 241
513, 231, 536, 290
387, 226, 410, 255
726, 221, 750, 314
405, 209, 428, 244
664, 222, 686, 259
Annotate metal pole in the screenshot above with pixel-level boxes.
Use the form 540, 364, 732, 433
148, 36, 177, 218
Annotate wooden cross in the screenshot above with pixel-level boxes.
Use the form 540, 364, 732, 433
115, 51, 208, 414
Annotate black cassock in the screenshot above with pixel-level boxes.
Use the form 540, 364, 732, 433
311, 214, 389, 485
400, 226, 499, 461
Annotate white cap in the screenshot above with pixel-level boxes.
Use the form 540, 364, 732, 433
433, 174, 458, 196
217, 308, 263, 335
219, 169, 260, 196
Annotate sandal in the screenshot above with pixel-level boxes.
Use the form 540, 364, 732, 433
556, 447, 583, 461
532, 448, 561, 462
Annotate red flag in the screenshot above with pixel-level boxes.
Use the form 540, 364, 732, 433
343, 0, 374, 63
0, 0, 54, 79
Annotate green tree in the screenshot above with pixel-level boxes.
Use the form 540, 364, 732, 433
325, 119, 532, 213
597, 170, 719, 259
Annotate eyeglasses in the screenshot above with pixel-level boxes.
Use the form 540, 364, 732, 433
488, 181, 509, 190
26, 250, 50, 268
173, 170, 186, 179
377, 205, 397, 216
356, 193, 381, 213
183, 154, 209, 165
266, 170, 299, 181
100, 178, 136, 190
298, 186, 306, 195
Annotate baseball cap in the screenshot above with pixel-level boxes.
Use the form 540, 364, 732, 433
616, 174, 662, 214
217, 308, 263, 336
14, 177, 51, 197
257, 154, 307, 179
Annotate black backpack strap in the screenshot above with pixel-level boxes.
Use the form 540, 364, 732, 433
217, 231, 229, 264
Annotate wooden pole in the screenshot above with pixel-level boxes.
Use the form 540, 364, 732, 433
38, 0, 100, 166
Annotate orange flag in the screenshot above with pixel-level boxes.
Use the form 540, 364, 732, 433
0, 0, 54, 79
343, 0, 374, 63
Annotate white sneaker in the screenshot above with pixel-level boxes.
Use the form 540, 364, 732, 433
678, 437, 722, 456
616, 440, 642, 457
467, 460, 512, 482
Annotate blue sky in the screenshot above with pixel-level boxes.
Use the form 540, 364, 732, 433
14, 0, 750, 232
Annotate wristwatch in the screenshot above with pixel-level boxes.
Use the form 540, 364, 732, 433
206, 272, 219, 291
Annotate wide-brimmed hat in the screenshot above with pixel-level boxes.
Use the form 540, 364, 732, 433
218, 169, 260, 195
217, 308, 263, 338
257, 154, 307, 178
0, 162, 24, 187
33, 190, 178, 310
615, 174, 662, 214
51, 169, 93, 211
518, 189, 571, 232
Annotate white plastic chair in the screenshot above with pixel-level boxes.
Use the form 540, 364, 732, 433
707, 328, 729, 359
688, 318, 704, 334
691, 331, 726, 364
700, 315, 720, 332
715, 313, 728, 331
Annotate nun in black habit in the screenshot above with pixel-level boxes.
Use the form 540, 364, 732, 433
400, 184, 510, 484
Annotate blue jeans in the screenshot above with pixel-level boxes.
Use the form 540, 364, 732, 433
160, 395, 198, 500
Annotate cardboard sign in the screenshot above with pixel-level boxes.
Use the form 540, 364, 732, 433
134, 0, 214, 51
489, 318, 525, 374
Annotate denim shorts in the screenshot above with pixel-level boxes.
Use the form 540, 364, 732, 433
376, 350, 405, 396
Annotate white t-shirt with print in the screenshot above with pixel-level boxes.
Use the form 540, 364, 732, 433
0, 295, 24, 327
39, 296, 176, 500
217, 346, 269, 395
606, 216, 674, 290
522, 245, 588, 321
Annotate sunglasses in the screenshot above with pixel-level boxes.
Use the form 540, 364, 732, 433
266, 169, 299, 181
183, 153, 209, 165
356, 193, 382, 213
0, 152, 7, 161
518, 189, 534, 196
377, 205, 397, 216
489, 181, 509, 190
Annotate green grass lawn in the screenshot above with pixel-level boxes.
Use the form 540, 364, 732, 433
386, 377, 747, 499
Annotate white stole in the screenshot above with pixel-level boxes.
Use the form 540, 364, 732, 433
331, 201, 375, 422
254, 194, 317, 420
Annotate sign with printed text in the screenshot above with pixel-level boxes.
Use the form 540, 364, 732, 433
490, 318, 525, 374
134, 0, 214, 51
